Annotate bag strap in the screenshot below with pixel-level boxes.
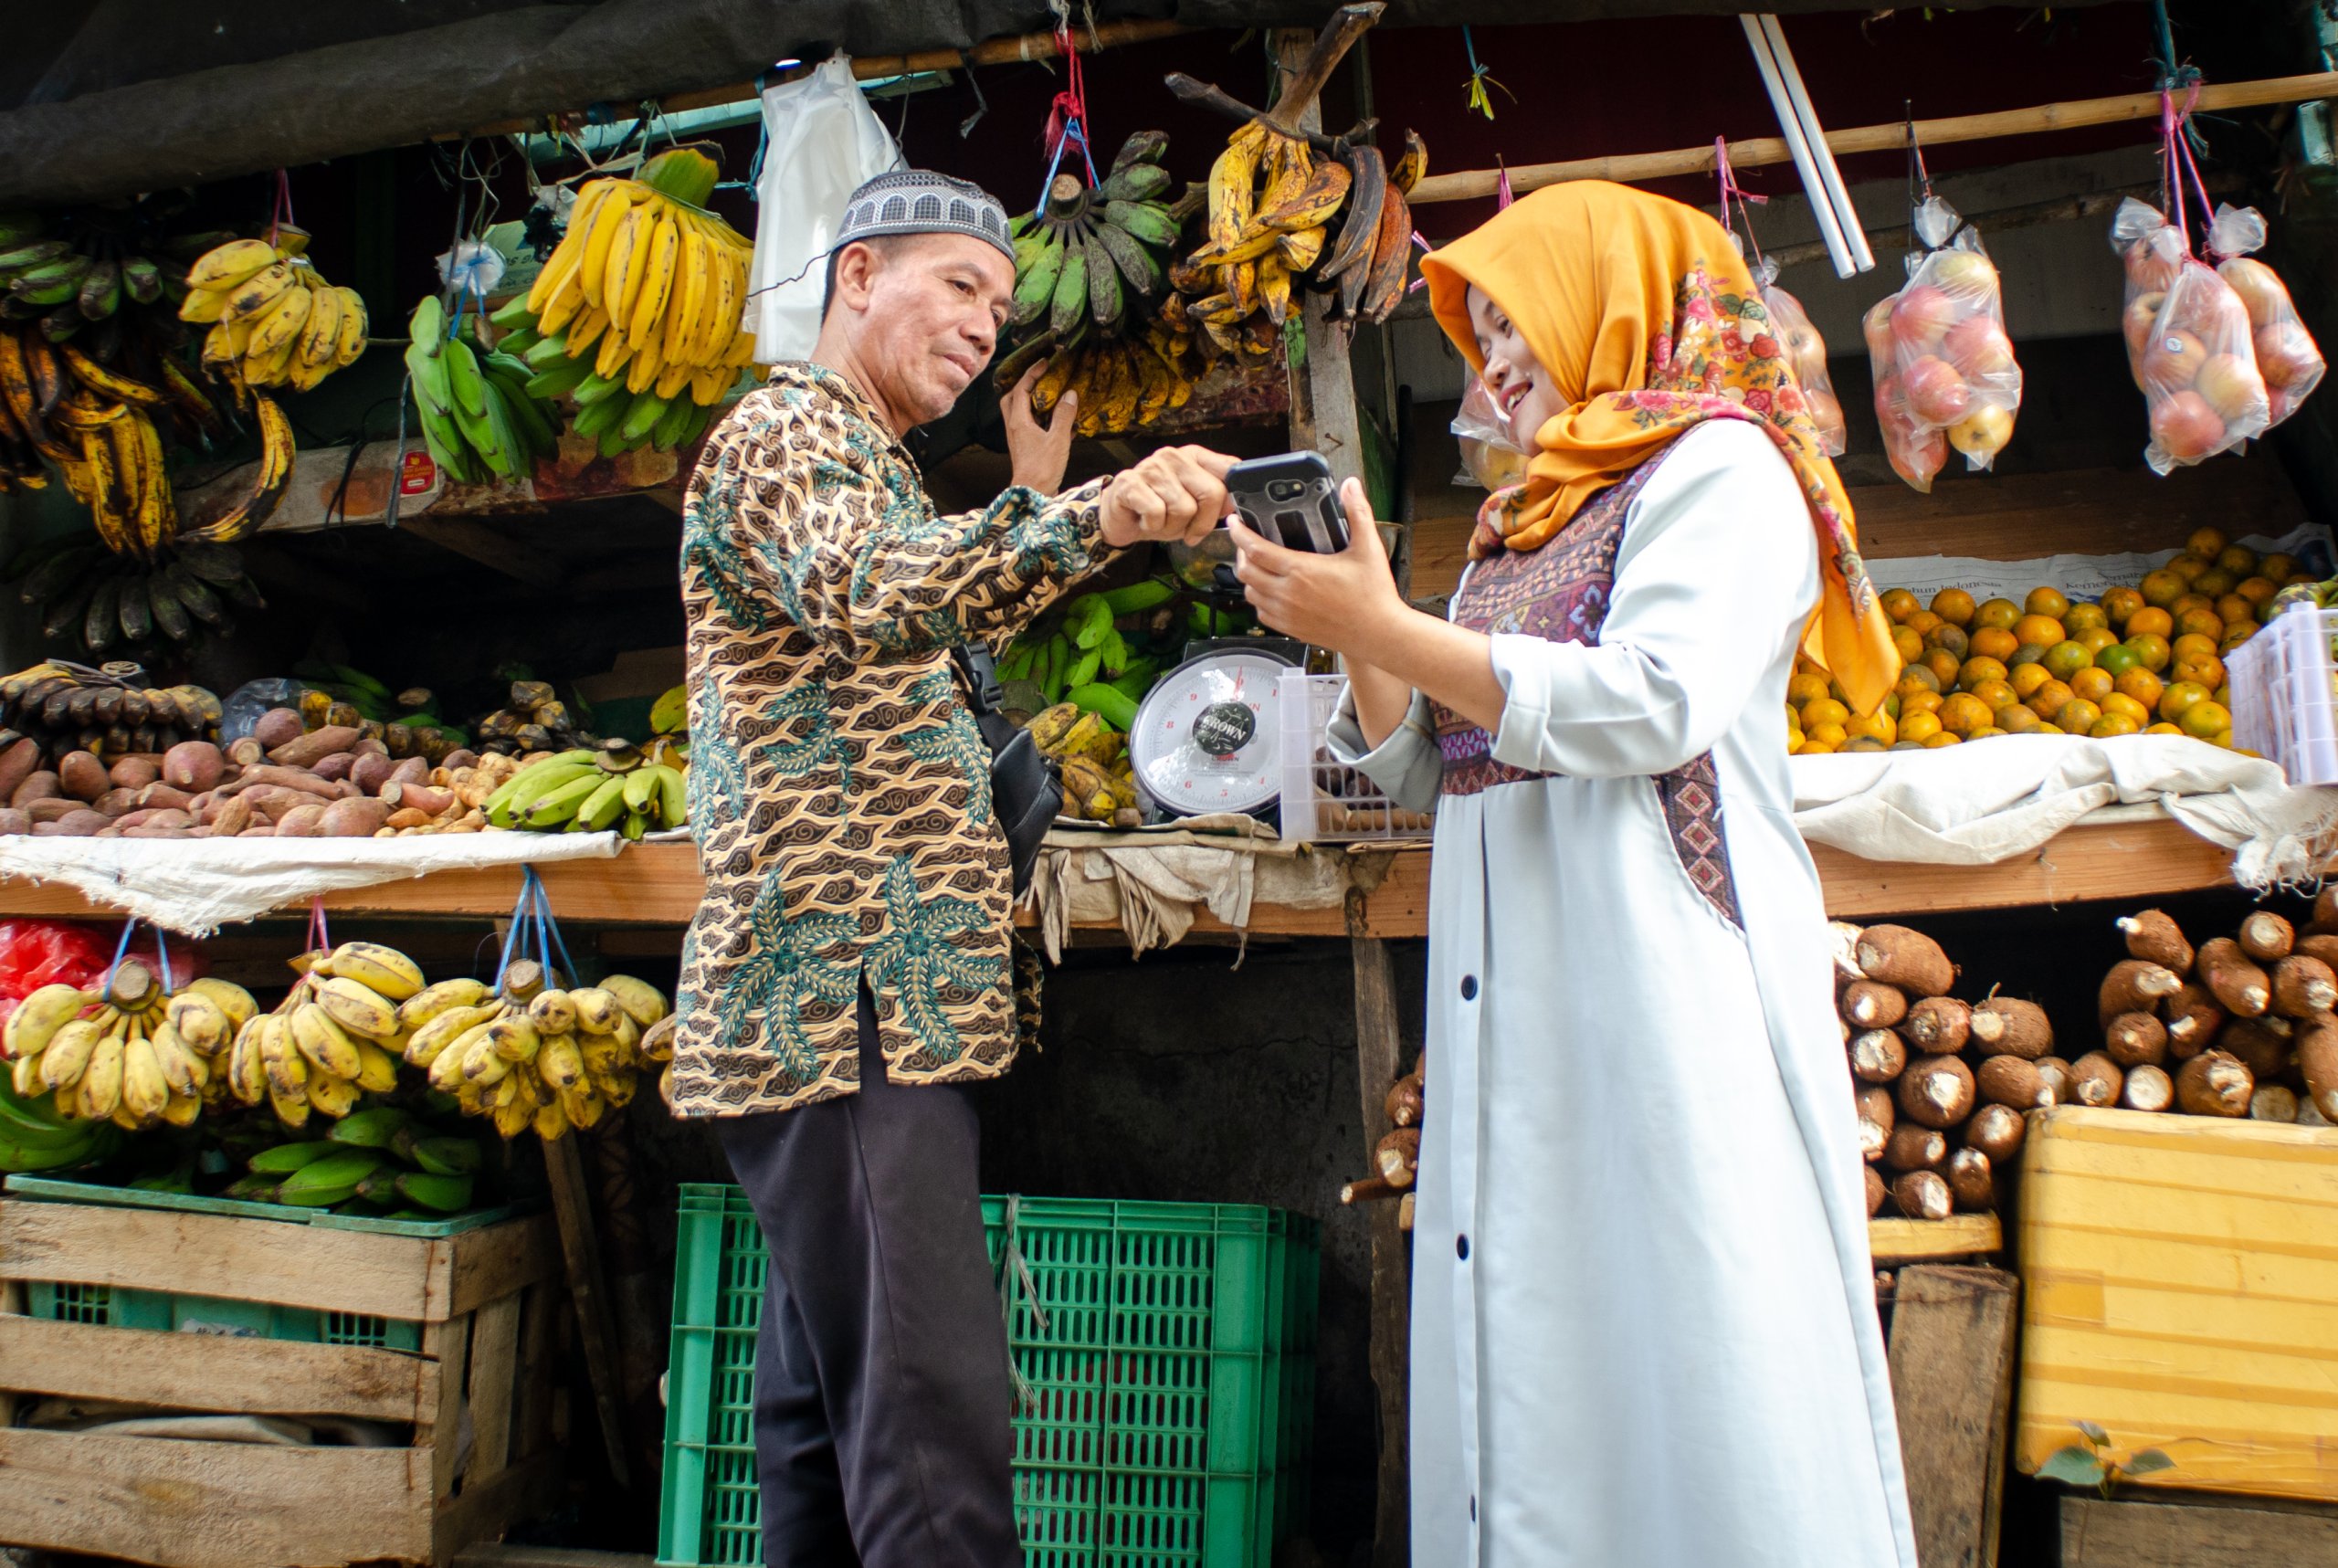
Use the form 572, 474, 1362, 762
951, 642, 1006, 720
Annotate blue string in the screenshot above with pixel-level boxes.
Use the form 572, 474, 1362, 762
492, 875, 534, 989
102, 919, 137, 992
532, 870, 580, 990
1462, 24, 1483, 76
152, 926, 171, 990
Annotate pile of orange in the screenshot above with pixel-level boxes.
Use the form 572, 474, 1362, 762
1786, 527, 2295, 755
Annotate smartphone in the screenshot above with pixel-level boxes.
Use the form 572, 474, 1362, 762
1225, 451, 1350, 553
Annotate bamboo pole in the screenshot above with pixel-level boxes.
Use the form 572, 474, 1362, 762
1407, 70, 2338, 205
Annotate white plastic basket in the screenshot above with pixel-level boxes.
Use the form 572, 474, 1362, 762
1275, 670, 1437, 844
2226, 605, 2338, 785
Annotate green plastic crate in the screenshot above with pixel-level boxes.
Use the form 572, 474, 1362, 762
23, 1279, 420, 1352
658, 1184, 1319, 1568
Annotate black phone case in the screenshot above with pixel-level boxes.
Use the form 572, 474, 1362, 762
1227, 453, 1349, 553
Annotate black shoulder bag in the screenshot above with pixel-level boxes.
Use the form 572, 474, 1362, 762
951, 643, 1060, 896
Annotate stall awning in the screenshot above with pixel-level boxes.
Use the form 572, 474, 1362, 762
0, 0, 2105, 207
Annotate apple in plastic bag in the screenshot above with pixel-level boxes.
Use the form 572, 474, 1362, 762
1947, 403, 2015, 459
2256, 321, 2322, 391
1904, 355, 1974, 425
2195, 353, 2269, 425
1943, 316, 2016, 379
2126, 237, 2180, 294
1930, 249, 1999, 297
2221, 257, 2291, 328
1863, 298, 1897, 362
2151, 390, 2227, 462
1890, 286, 1958, 353
2142, 329, 2208, 390
2123, 291, 2167, 360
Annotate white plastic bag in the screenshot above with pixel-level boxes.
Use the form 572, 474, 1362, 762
1864, 195, 2022, 492
2209, 203, 2325, 430
749, 57, 900, 365
1754, 256, 1845, 457
1449, 376, 1527, 489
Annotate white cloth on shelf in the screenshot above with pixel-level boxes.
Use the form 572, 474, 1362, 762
1024, 816, 1350, 957
1789, 735, 2338, 889
0, 833, 624, 936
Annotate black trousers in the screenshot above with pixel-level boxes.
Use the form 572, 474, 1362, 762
716, 983, 1021, 1568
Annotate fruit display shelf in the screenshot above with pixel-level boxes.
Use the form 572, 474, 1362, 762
0, 813, 2243, 935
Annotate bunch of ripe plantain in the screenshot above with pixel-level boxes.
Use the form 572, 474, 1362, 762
473, 678, 593, 757
497, 145, 755, 457
17, 533, 269, 661
178, 228, 368, 394
4, 962, 258, 1131
485, 740, 687, 840
226, 942, 428, 1128
0, 659, 221, 765
407, 958, 670, 1140
230, 1106, 484, 1214
995, 132, 1193, 439
1027, 700, 1140, 825
405, 295, 562, 485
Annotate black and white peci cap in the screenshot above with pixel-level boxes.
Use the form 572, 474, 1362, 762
836, 170, 1014, 261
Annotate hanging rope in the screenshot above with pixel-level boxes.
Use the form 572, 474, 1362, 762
1035, 21, 1101, 210
1716, 136, 1771, 268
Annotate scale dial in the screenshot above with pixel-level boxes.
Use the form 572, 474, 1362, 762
1130, 649, 1294, 817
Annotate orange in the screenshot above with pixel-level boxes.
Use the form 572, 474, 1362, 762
1939, 692, 1994, 736
1922, 730, 1962, 748
2168, 555, 2210, 584
2008, 663, 2052, 699
1787, 672, 1829, 707
1847, 710, 1897, 745
2171, 632, 2220, 664
1807, 721, 1849, 750
1891, 625, 1924, 663
2217, 543, 2259, 577
1967, 679, 2017, 712
1922, 648, 1963, 689
2172, 653, 2225, 691
2010, 643, 2053, 671
1844, 736, 1890, 752
1880, 692, 1902, 720
2222, 623, 2259, 651
2191, 568, 2237, 599
2093, 643, 2142, 679
2262, 553, 2298, 582
2014, 615, 2068, 648
2178, 700, 2231, 741
1800, 697, 1850, 730
1969, 626, 2019, 662
2216, 594, 2255, 627
2115, 668, 2165, 710
2185, 527, 2228, 560
2091, 713, 2142, 738
2237, 576, 2279, 607
1975, 597, 2022, 632
2056, 698, 2102, 735
2176, 607, 2226, 642
2064, 602, 2110, 634
1899, 710, 1943, 744
2044, 640, 2095, 680
1957, 656, 2008, 691
2101, 587, 2145, 627
1900, 688, 1943, 718
1969, 727, 2007, 741
2170, 593, 2214, 620
2139, 570, 2186, 608
1880, 587, 1921, 623
2159, 680, 2211, 722
1930, 587, 1976, 627
1797, 739, 1836, 754
1905, 609, 1944, 638
2026, 586, 2071, 620
1993, 703, 2044, 734
2124, 633, 2172, 673
2101, 692, 2151, 725
2126, 606, 2175, 639
1922, 624, 1970, 660
1896, 665, 1943, 696
2069, 667, 2114, 705
2028, 679, 2077, 720
2077, 626, 2122, 657
2145, 721, 2184, 736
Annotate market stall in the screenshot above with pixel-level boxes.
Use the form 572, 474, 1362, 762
3, 4, 2338, 1566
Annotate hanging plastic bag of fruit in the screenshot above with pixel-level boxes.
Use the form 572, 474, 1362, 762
1865, 194, 2022, 493
2112, 196, 2185, 390
1754, 257, 1845, 457
2207, 203, 2324, 428
1449, 376, 1528, 490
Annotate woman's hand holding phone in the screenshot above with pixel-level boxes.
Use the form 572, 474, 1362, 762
1226, 476, 1404, 656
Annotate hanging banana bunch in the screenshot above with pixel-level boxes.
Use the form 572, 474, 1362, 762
993, 130, 1194, 440
225, 941, 427, 1128
3, 963, 257, 1131
178, 227, 369, 394
406, 959, 669, 1141
491, 145, 756, 459
405, 296, 562, 485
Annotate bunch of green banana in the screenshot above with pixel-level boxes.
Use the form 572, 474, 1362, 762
405, 295, 561, 486
230, 1106, 486, 1214
405, 957, 669, 1140
1007, 132, 1180, 347
0, 1070, 121, 1172
0, 198, 215, 346
3, 964, 257, 1131
225, 941, 426, 1128
179, 229, 368, 393
484, 739, 687, 839
0, 659, 223, 764
998, 580, 1176, 708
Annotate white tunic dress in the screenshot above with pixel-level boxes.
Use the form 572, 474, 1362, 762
1332, 421, 1917, 1568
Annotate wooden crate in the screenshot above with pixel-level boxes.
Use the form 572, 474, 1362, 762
1888, 1265, 2020, 1568
0, 1195, 565, 1567
2016, 1107, 2338, 1505
2059, 1492, 2338, 1566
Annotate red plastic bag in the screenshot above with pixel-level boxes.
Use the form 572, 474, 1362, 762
2209, 203, 2324, 429
0, 921, 111, 1002
1866, 197, 2022, 492
1755, 257, 1845, 457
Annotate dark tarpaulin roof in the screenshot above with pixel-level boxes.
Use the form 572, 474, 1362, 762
0, 0, 2109, 207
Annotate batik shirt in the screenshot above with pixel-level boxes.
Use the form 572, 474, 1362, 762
669, 362, 1113, 1116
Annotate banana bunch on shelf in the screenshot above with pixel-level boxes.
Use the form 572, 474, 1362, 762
494, 145, 754, 457
995, 132, 1192, 439
405, 296, 560, 485
1027, 700, 1140, 824
4, 963, 257, 1131
0, 199, 215, 345
20, 536, 269, 662
0, 659, 221, 763
226, 942, 427, 1128
230, 1108, 484, 1213
485, 741, 687, 840
407, 959, 669, 1140
179, 228, 368, 393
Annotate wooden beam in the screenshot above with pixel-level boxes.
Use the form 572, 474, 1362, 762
0, 1314, 427, 1423
398, 515, 565, 589
1409, 70, 2338, 205
1869, 1214, 2004, 1265
1346, 911, 1411, 1568
542, 1132, 634, 1489
1887, 1265, 2020, 1568
2059, 1494, 2338, 1566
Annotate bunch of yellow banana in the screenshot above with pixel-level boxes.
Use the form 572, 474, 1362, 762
494, 146, 756, 455
225, 941, 425, 1127
3, 963, 258, 1130
405, 960, 669, 1141
1027, 334, 1195, 438
179, 230, 369, 393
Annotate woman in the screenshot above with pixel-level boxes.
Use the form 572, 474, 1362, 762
1228, 181, 1917, 1566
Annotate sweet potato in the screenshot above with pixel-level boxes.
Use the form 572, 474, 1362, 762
350, 752, 397, 795
0, 808, 29, 836
1904, 995, 1974, 1054
1899, 1055, 1976, 1130
2121, 1062, 2175, 1112
2197, 938, 2271, 1018
311, 752, 358, 784
56, 751, 107, 802
207, 795, 254, 837
2238, 910, 2297, 964
90, 787, 138, 818
385, 807, 434, 830
50, 808, 106, 836
384, 783, 455, 817
1841, 981, 1909, 1029
1970, 997, 2052, 1059
2117, 909, 2194, 973
1856, 925, 1955, 998
107, 753, 159, 792
2101, 959, 2184, 1026
2273, 954, 2337, 1018
386, 755, 430, 787
319, 797, 392, 838
223, 766, 342, 801
1964, 1103, 2027, 1163
226, 736, 266, 768
251, 708, 306, 750
267, 725, 361, 769
162, 742, 224, 792
9, 770, 58, 808
25, 798, 79, 825
272, 804, 328, 837
0, 737, 41, 804
2176, 1050, 2253, 1117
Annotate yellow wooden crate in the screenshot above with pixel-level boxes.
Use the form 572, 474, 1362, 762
2015, 1106, 2338, 1503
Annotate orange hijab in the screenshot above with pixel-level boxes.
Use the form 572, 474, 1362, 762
1422, 181, 1901, 717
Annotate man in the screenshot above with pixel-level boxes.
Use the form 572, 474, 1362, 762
669, 169, 1233, 1566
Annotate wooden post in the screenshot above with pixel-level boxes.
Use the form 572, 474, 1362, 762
1347, 891, 1410, 1568
542, 1131, 634, 1489
1273, 28, 1365, 497
1887, 1264, 2019, 1568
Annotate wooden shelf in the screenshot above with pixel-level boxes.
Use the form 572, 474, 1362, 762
1869, 1214, 2003, 1265
0, 812, 2238, 935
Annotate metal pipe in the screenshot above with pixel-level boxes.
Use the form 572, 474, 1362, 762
1739, 15, 1854, 276
1756, 14, 1874, 273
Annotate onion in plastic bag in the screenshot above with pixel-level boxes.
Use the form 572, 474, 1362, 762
2209, 202, 2324, 429
1754, 257, 1845, 456
1449, 374, 1529, 490
1866, 196, 2022, 492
